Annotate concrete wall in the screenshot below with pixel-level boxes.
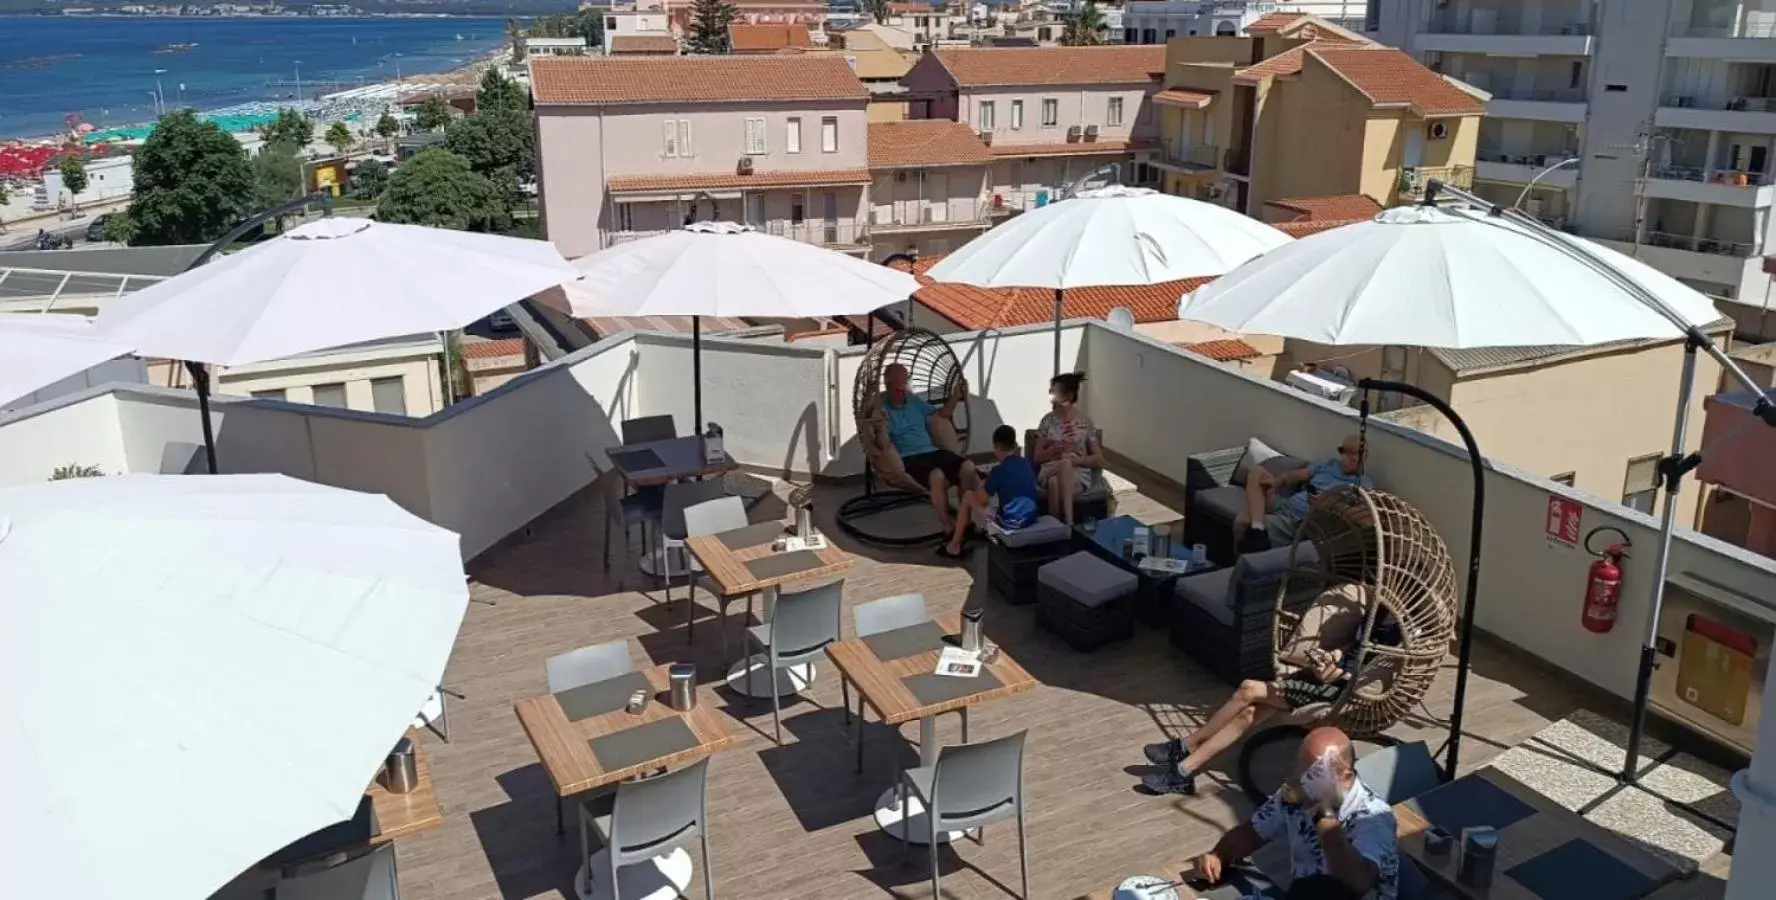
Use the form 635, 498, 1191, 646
1254, 54, 1372, 205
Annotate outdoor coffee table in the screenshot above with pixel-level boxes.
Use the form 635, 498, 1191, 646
607, 435, 738, 577
684, 523, 852, 698
1396, 767, 1685, 900
366, 729, 443, 842
1075, 515, 1214, 625
825, 611, 1037, 844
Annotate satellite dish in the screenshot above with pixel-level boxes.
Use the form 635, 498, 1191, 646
1107, 306, 1136, 332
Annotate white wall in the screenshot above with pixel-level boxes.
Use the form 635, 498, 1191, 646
0, 392, 129, 483
635, 333, 830, 478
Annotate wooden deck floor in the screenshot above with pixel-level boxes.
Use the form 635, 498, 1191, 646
395, 478, 1595, 900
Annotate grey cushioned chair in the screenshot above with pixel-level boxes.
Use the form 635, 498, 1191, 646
276, 842, 399, 900
545, 640, 634, 835
621, 415, 677, 446
1024, 427, 1110, 523
590, 453, 664, 583
849, 594, 968, 772
897, 731, 1030, 900
659, 480, 733, 611
678, 495, 750, 653
746, 579, 844, 745
579, 758, 714, 900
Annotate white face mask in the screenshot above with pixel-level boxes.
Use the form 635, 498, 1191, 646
1299, 746, 1342, 806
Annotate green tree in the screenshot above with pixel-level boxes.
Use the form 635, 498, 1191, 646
125, 110, 254, 246
350, 158, 391, 200
375, 110, 400, 141
866, 0, 890, 24
686, 0, 737, 53
444, 110, 534, 193
475, 67, 527, 114
375, 149, 509, 232
1062, 1, 1109, 46
58, 154, 88, 205
507, 16, 526, 61
413, 96, 453, 132
253, 140, 306, 210
325, 120, 355, 153
103, 211, 139, 244
262, 108, 314, 148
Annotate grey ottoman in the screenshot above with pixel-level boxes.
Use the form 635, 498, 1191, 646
986, 515, 1074, 605
1036, 551, 1139, 650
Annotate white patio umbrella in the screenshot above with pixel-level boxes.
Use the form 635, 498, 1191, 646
924, 184, 1292, 374
550, 221, 920, 430
94, 217, 579, 472
0, 473, 469, 900
0, 314, 134, 408
1177, 197, 1730, 781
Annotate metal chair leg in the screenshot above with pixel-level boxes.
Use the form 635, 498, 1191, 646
898, 780, 909, 862
855, 700, 866, 775
555, 796, 564, 837
578, 803, 592, 896
929, 815, 941, 899
842, 677, 851, 726
1018, 805, 1030, 899
770, 653, 783, 746
960, 706, 969, 744
702, 833, 715, 900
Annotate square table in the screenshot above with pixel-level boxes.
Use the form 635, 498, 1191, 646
366, 729, 444, 842
1396, 768, 1686, 900
608, 435, 738, 577
1075, 515, 1214, 625
825, 611, 1038, 845
684, 523, 853, 698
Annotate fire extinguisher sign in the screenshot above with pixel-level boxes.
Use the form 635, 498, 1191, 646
1546, 495, 1583, 548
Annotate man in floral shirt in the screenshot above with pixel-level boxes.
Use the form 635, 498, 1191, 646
1193, 727, 1399, 900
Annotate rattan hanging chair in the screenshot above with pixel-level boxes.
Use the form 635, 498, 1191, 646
837, 327, 970, 546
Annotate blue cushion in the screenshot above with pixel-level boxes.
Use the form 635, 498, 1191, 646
1037, 552, 1137, 608
1177, 568, 1236, 626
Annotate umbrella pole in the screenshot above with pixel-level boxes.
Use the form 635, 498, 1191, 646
1360, 378, 1484, 782
692, 315, 703, 437
186, 360, 219, 474
1052, 288, 1063, 376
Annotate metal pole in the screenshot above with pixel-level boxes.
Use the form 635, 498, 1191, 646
692, 315, 703, 434
1052, 287, 1064, 376
186, 360, 219, 475
1512, 157, 1579, 210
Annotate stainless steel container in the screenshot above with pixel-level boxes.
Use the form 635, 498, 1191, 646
795, 505, 813, 540
383, 737, 418, 794
960, 608, 984, 653
668, 662, 697, 711
1458, 827, 1499, 888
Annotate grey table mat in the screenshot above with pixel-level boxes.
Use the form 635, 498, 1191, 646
1406, 775, 1538, 837
608, 447, 665, 474
904, 669, 1003, 706
745, 549, 825, 581
1505, 837, 1658, 900
554, 671, 656, 722
717, 521, 786, 551
589, 716, 700, 773
861, 621, 949, 662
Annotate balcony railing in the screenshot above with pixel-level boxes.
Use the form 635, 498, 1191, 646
1677, 8, 1776, 38
870, 201, 989, 230
1488, 86, 1588, 103
1645, 229, 1760, 256
1159, 143, 1222, 172
1427, 11, 1592, 36
1661, 94, 1776, 111
988, 187, 1071, 214
1651, 165, 1776, 187
604, 221, 872, 249
1477, 149, 1582, 168
1400, 165, 1475, 198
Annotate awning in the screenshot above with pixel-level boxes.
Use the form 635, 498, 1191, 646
1153, 89, 1214, 109
607, 168, 873, 196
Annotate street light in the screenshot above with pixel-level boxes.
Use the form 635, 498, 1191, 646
1512, 156, 1580, 210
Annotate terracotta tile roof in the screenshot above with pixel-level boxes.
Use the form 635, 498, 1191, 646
729, 24, 812, 52
607, 168, 873, 193
1232, 40, 1339, 84
531, 55, 866, 105
1183, 338, 1263, 361
1274, 217, 1367, 237
461, 337, 526, 360
606, 34, 679, 55
884, 254, 944, 276
914, 269, 1219, 329
931, 46, 1166, 87
1310, 47, 1486, 116
868, 120, 992, 169
1266, 194, 1382, 221
1245, 11, 1307, 31
1153, 88, 1214, 108
987, 139, 1152, 158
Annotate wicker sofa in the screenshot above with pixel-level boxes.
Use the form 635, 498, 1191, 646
1182, 441, 1313, 566
1170, 542, 1321, 684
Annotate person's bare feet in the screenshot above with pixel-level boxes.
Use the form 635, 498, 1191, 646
944, 537, 964, 556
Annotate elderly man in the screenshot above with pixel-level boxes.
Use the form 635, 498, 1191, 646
1193, 727, 1399, 900
879, 362, 977, 531
1237, 434, 1372, 544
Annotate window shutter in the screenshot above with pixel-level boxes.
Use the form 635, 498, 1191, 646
679, 119, 693, 157
663, 119, 677, 156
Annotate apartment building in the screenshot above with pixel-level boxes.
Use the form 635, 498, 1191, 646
866, 119, 995, 259
1698, 386, 1776, 558
1156, 13, 1484, 213
900, 45, 1167, 214
825, 28, 917, 121
1371, 0, 1776, 301
1122, 0, 1370, 44
531, 55, 873, 259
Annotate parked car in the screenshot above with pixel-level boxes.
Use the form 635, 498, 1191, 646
488, 309, 517, 332
85, 214, 112, 242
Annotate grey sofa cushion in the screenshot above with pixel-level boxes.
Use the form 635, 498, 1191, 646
1177, 568, 1237, 626
1000, 515, 1070, 548
1235, 542, 1311, 580
1037, 551, 1137, 608
1194, 484, 1247, 523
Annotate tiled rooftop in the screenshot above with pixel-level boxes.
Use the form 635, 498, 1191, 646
1266, 193, 1383, 222
913, 273, 1217, 330
460, 338, 526, 361
1309, 46, 1488, 116
727, 23, 812, 52
606, 169, 873, 193
867, 120, 993, 170
530, 55, 867, 106
986, 139, 1153, 158
1183, 337, 1264, 361
1153, 88, 1214, 108
1245, 10, 1308, 31
1274, 217, 1367, 237
1232, 39, 1354, 84
930, 46, 1166, 87
604, 34, 679, 56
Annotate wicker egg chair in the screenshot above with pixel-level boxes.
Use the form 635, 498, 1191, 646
836, 327, 970, 546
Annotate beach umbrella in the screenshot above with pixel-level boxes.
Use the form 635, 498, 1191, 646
925, 184, 1292, 375
0, 314, 135, 408
0, 473, 469, 900
1178, 200, 1725, 780
95, 217, 578, 472
548, 221, 919, 432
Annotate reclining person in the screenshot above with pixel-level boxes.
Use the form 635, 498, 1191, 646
878, 362, 977, 532
1237, 434, 1372, 544
941, 425, 1040, 558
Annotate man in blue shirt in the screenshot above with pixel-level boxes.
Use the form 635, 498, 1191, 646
1236, 434, 1372, 544
879, 362, 976, 533
942, 425, 1038, 557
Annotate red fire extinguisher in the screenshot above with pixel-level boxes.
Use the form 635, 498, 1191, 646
1581, 526, 1631, 634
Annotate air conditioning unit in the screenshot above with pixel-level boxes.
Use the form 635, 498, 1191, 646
737, 157, 754, 174
1067, 125, 1083, 142
1428, 121, 1450, 140
1084, 124, 1100, 141
980, 129, 994, 145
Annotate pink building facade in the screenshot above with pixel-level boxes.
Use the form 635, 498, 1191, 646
866, 119, 996, 261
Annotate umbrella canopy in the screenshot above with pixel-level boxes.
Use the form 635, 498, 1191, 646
1178, 204, 1722, 346
95, 217, 578, 367
549, 220, 919, 318
0, 314, 134, 407
924, 184, 1292, 289
0, 473, 469, 900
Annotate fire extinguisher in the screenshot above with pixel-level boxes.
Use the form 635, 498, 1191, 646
1581, 526, 1631, 634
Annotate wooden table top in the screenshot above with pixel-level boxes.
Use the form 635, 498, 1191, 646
825, 611, 1037, 727
513, 663, 736, 798
366, 730, 443, 842
1396, 768, 1685, 900
684, 526, 853, 597
611, 435, 737, 487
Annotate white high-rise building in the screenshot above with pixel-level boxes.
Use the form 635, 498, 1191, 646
1370, 0, 1776, 301
1122, 1, 1369, 46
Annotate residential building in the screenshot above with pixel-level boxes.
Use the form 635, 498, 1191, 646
826, 28, 917, 121
900, 45, 1167, 215
727, 23, 815, 53
866, 120, 995, 259
1155, 14, 1484, 214
169, 334, 447, 416
523, 35, 592, 56
531, 55, 873, 259
600, 1, 676, 55
660, 0, 827, 29
605, 33, 680, 55
885, 1, 967, 44
36, 154, 133, 208
1699, 386, 1776, 557
1370, 0, 1776, 301
1122, 1, 1369, 45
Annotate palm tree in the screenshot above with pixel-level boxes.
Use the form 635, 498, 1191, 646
506, 17, 525, 61
1062, 0, 1108, 46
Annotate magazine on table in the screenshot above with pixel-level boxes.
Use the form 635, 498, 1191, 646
935, 645, 983, 678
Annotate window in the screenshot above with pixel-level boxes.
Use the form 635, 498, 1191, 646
791, 196, 805, 224
1165, 28, 1176, 38
1551, 472, 1576, 486
821, 116, 838, 153
1605, 83, 1627, 92
677, 119, 692, 156
786, 117, 802, 154
1108, 97, 1124, 127
744, 193, 763, 225
1011, 99, 1024, 130
663, 119, 679, 157
614, 202, 633, 232
1041, 98, 1059, 127
1141, 28, 1157, 43
606, 16, 617, 30
370, 377, 407, 415
1569, 61, 1583, 90
744, 117, 767, 155
311, 383, 348, 409
1124, 28, 1137, 43
978, 100, 996, 131
1623, 454, 1661, 513
251, 388, 286, 402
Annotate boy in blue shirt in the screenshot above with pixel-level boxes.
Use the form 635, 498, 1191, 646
942, 425, 1040, 557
